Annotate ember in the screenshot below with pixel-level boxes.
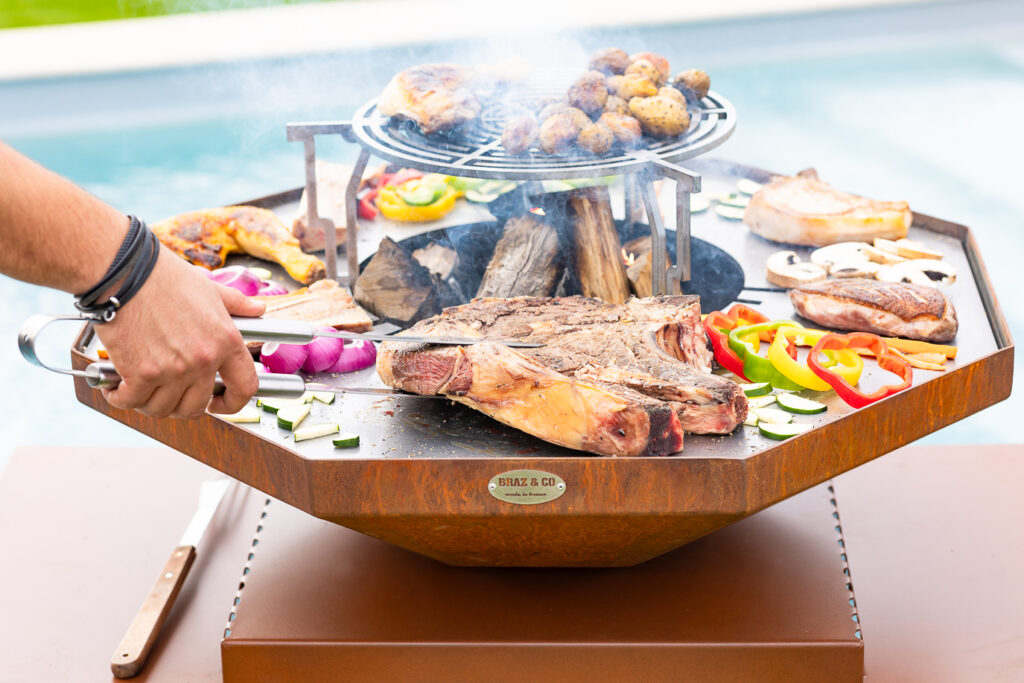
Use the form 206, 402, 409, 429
529, 207, 546, 216
621, 249, 637, 266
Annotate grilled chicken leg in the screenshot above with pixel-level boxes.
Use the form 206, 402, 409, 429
152, 206, 326, 284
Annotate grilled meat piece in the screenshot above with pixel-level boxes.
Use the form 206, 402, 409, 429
538, 112, 583, 154
377, 296, 747, 457
673, 69, 710, 99
501, 114, 539, 155
789, 278, 958, 342
377, 63, 481, 135
153, 206, 325, 284
744, 170, 911, 246
588, 48, 631, 75
598, 112, 643, 147
567, 70, 609, 117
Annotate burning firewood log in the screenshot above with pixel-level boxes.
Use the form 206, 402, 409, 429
476, 214, 563, 298
566, 186, 631, 304
354, 237, 440, 325
622, 235, 670, 298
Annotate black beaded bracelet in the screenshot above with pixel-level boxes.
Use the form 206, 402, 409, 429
74, 215, 161, 323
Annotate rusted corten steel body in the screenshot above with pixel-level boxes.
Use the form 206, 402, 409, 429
71, 161, 1014, 567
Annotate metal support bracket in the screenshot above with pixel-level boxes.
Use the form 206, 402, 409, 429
632, 157, 702, 295
286, 121, 362, 288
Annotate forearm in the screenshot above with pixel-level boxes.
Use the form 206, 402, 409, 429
0, 141, 128, 294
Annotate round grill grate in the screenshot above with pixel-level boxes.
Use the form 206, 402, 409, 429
350, 81, 735, 181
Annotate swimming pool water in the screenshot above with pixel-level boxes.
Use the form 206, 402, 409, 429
2, 1, 1021, 469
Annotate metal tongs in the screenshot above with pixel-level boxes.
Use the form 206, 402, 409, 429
18, 314, 539, 400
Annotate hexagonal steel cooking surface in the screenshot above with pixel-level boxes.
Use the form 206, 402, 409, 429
71, 159, 1013, 567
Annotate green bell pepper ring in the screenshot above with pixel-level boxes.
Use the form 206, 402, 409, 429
728, 320, 806, 391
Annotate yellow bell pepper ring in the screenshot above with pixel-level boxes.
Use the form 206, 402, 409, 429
767, 327, 863, 391
375, 184, 457, 222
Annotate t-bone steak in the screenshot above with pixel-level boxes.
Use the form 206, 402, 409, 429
376, 296, 748, 457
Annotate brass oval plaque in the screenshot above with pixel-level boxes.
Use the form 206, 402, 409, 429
487, 470, 566, 505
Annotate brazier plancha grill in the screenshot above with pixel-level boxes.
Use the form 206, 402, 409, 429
68, 80, 1012, 567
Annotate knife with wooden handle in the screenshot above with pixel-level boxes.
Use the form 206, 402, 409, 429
110, 478, 232, 678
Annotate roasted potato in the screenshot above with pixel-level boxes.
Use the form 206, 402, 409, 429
630, 51, 670, 84
625, 59, 663, 87
567, 70, 609, 117
563, 106, 593, 131
657, 86, 685, 106
673, 69, 711, 99
603, 94, 629, 115
588, 47, 631, 75
608, 72, 658, 99
538, 112, 582, 154
537, 101, 570, 122
577, 122, 615, 155
628, 96, 690, 138
501, 114, 538, 155
597, 112, 643, 148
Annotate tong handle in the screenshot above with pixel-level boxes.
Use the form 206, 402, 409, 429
230, 317, 315, 344
84, 362, 307, 398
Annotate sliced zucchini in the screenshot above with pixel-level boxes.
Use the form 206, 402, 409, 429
294, 423, 339, 442
751, 407, 792, 425
397, 183, 443, 206
333, 433, 361, 448
300, 391, 316, 404
449, 177, 486, 193
715, 205, 746, 221
758, 422, 813, 440
465, 189, 500, 204
222, 405, 261, 423
739, 382, 772, 397
276, 403, 311, 431
540, 179, 575, 193
312, 391, 336, 404
715, 192, 750, 208
743, 412, 759, 427
776, 394, 827, 415
690, 195, 710, 213
259, 397, 304, 414
747, 395, 777, 409
736, 178, 763, 196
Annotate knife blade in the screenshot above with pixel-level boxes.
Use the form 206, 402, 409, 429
110, 478, 233, 678
231, 316, 542, 348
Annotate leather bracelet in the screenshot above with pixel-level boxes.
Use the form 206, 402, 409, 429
74, 216, 160, 323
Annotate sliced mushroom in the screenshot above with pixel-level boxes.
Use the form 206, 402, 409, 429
874, 237, 943, 260
810, 242, 871, 269
861, 242, 907, 265
766, 250, 828, 289
829, 261, 881, 278
875, 259, 957, 287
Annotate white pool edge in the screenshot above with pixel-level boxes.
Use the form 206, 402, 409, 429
0, 0, 935, 82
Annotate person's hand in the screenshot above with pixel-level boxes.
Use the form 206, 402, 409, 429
94, 247, 266, 418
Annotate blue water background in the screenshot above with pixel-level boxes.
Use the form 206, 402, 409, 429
1, 0, 1022, 469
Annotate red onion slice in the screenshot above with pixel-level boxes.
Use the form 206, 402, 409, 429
327, 339, 377, 373
260, 342, 309, 374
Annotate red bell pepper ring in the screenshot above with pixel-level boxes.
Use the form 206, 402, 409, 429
357, 188, 378, 220
809, 332, 912, 408
703, 311, 751, 381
